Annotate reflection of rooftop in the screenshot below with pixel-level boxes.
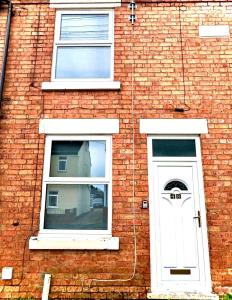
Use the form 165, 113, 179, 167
45, 208, 107, 230
91, 185, 104, 197
52, 141, 84, 155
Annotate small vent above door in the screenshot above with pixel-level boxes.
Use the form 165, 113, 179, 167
164, 180, 188, 191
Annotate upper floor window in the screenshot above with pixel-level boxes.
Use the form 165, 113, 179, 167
52, 10, 114, 81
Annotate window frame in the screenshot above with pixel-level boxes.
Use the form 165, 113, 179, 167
47, 191, 59, 208
152, 138, 197, 158
51, 9, 114, 82
148, 135, 202, 163
39, 135, 112, 236
58, 155, 67, 172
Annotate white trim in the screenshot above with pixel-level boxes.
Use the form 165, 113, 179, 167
39, 119, 120, 134
29, 236, 119, 250
199, 25, 230, 38
58, 156, 67, 172
47, 191, 59, 208
51, 10, 115, 82
147, 292, 219, 299
140, 119, 208, 134
41, 81, 121, 90
39, 135, 112, 236
150, 135, 198, 162
147, 136, 212, 294
50, 0, 121, 8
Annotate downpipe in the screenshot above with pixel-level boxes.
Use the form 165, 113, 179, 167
42, 274, 52, 300
0, 0, 12, 107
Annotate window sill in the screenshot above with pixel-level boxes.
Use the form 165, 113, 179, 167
41, 81, 121, 91
29, 235, 119, 250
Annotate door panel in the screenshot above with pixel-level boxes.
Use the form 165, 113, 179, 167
153, 162, 205, 290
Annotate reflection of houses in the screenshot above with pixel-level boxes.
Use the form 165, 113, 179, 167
90, 185, 104, 207
50, 141, 91, 177
46, 141, 91, 219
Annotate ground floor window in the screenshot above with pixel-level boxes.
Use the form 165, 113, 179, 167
40, 135, 112, 235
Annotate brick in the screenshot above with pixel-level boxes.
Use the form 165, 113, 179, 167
0, 1, 231, 299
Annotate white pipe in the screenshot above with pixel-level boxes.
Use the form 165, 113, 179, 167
42, 274, 51, 300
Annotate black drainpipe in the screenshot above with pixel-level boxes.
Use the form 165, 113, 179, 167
0, 0, 13, 107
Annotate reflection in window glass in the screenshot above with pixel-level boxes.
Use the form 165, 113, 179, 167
58, 156, 67, 172
55, 46, 111, 79
47, 191, 58, 208
44, 184, 108, 230
50, 140, 106, 177
152, 139, 196, 157
60, 14, 109, 41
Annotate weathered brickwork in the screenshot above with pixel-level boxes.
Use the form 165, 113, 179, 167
0, 0, 231, 299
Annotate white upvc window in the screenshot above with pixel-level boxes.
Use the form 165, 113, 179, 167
40, 135, 112, 236
58, 156, 67, 172
30, 119, 120, 250
47, 191, 59, 208
52, 10, 114, 81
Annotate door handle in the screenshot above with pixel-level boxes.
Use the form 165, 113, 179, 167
193, 210, 201, 228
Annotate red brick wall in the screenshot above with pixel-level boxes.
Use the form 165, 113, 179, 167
0, 1, 231, 298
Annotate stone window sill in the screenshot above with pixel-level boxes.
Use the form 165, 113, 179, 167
29, 236, 119, 250
41, 81, 121, 91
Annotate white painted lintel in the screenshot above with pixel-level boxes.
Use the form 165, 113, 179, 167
140, 119, 208, 135
50, 0, 121, 8
39, 119, 120, 134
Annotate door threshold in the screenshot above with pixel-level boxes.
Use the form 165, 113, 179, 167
147, 292, 219, 300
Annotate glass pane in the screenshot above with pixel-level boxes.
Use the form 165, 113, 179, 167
55, 46, 111, 79
50, 140, 106, 177
152, 139, 196, 157
48, 191, 58, 207
164, 180, 188, 191
58, 158, 67, 171
60, 14, 109, 41
44, 184, 108, 230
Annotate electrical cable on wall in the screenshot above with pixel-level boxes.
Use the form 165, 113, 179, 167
89, 0, 137, 287
176, 5, 191, 112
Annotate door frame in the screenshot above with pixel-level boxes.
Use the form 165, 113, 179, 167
147, 135, 212, 293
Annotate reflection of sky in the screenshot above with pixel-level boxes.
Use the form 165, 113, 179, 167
89, 141, 105, 177
92, 184, 105, 193
60, 14, 109, 41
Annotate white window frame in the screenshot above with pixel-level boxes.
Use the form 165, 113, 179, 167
51, 9, 114, 82
58, 156, 67, 172
40, 135, 112, 236
47, 191, 59, 208
148, 135, 202, 163
30, 119, 119, 250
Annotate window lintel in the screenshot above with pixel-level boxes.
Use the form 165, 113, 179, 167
50, 0, 121, 9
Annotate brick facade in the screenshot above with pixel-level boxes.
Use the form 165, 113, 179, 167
0, 0, 231, 299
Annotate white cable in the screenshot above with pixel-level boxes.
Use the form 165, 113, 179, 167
90, 8, 137, 285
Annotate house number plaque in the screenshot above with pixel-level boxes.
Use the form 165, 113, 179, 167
170, 194, 181, 199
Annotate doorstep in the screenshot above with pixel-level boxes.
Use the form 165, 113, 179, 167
147, 292, 219, 300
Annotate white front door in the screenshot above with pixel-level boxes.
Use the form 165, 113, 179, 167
151, 161, 211, 292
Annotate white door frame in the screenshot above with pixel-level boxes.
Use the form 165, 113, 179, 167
147, 135, 212, 293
